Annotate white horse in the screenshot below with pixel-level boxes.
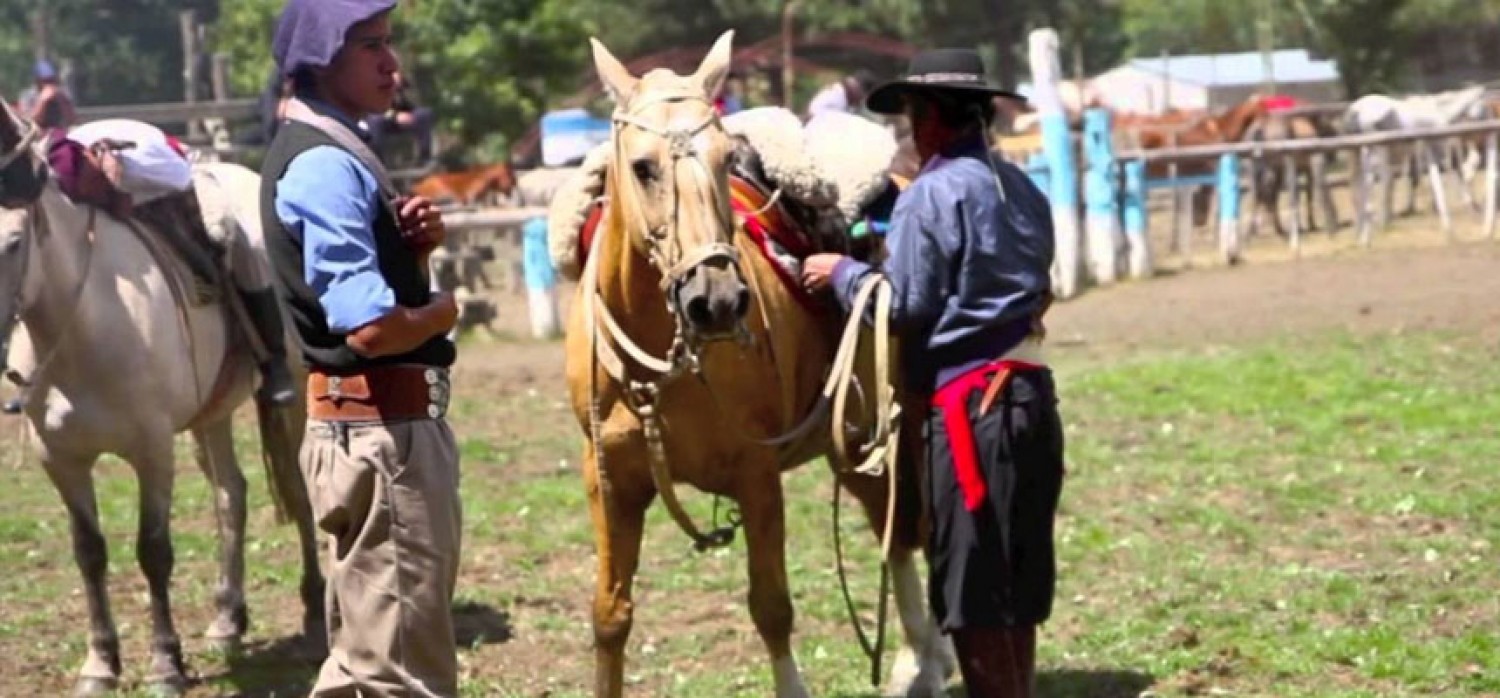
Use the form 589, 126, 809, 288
0, 102, 323, 696
1343, 86, 1490, 221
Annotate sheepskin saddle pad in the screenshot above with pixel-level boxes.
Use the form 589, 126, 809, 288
545, 107, 900, 296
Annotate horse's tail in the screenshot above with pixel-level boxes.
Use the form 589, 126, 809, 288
255, 399, 308, 525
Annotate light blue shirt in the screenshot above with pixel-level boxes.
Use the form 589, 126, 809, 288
273, 103, 396, 333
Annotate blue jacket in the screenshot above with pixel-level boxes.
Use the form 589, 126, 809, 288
830, 135, 1054, 392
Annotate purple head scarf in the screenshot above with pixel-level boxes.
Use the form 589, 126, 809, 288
273, 0, 397, 76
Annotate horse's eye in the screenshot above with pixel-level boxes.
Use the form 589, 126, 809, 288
0, 236, 19, 255
632, 159, 658, 184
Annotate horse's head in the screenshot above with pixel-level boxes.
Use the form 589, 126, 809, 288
0, 99, 50, 360
593, 31, 748, 339
0, 99, 48, 209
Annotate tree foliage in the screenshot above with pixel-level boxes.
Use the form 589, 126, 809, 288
0, 0, 218, 106
2, 0, 1497, 159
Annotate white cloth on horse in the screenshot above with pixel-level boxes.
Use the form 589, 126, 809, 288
66, 119, 192, 205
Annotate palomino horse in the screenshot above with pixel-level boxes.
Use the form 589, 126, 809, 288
564, 32, 952, 697
1343, 86, 1490, 222
0, 102, 322, 696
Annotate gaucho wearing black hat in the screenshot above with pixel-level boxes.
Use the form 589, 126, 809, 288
803, 47, 1064, 698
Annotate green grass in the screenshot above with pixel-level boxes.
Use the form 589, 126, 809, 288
1, 330, 1498, 696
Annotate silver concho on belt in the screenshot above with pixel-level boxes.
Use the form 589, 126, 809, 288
423, 368, 451, 420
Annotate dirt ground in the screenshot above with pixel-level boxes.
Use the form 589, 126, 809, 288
6, 215, 1500, 696
472, 221, 1500, 385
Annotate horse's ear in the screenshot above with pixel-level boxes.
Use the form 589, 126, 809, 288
0, 101, 20, 151
693, 30, 735, 99
591, 37, 638, 104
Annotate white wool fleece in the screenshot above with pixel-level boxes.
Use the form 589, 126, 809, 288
721, 107, 836, 207
803, 111, 900, 222
545, 142, 611, 282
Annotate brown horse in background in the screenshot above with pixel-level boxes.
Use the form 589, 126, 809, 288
1128, 96, 1269, 228
562, 32, 953, 698
410, 162, 517, 206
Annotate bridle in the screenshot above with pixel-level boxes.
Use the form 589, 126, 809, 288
608, 90, 746, 351
583, 88, 757, 552
0, 116, 96, 406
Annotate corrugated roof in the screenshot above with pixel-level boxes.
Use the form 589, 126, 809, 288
1126, 49, 1339, 86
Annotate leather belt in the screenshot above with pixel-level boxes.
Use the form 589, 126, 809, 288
307, 364, 451, 423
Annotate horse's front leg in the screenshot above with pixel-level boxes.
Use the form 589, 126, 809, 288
833, 424, 955, 696
585, 437, 654, 698
740, 458, 810, 698
130, 439, 189, 696
191, 419, 249, 653
41, 449, 121, 697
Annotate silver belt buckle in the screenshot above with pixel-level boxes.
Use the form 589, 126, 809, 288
422, 368, 450, 419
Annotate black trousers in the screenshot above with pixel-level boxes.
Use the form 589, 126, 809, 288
926, 368, 1066, 632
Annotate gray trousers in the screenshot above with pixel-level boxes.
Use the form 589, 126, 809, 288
301, 419, 463, 697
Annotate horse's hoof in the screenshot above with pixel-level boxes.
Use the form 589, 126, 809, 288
206, 632, 243, 655
146, 675, 188, 698
147, 639, 188, 696
72, 676, 118, 698
206, 606, 249, 655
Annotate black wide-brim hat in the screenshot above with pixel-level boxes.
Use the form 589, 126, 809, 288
866, 48, 1026, 115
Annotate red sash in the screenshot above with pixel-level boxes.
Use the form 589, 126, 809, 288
931, 359, 1044, 512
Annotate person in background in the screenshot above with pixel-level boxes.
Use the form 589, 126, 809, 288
366, 69, 435, 162
16, 59, 76, 132
263, 0, 462, 694
805, 69, 875, 120
802, 48, 1064, 698
716, 70, 747, 115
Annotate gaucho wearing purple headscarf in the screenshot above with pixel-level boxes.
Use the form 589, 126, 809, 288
260, 1, 464, 696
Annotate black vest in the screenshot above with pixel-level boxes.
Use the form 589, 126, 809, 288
261, 120, 455, 371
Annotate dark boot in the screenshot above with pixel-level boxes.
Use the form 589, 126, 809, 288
3, 369, 28, 415
239, 288, 297, 406
952, 625, 1037, 698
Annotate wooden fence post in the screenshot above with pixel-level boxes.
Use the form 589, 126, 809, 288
1123, 159, 1151, 278
1217, 154, 1241, 264
1356, 145, 1373, 247
522, 217, 561, 339
1422, 141, 1454, 239
1083, 108, 1121, 285
1486, 132, 1498, 240
1286, 155, 1301, 255
1029, 28, 1082, 299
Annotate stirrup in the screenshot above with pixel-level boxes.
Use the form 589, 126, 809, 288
257, 364, 297, 407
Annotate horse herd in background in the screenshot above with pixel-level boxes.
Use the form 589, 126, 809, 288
416, 83, 1500, 277
1000, 84, 1498, 243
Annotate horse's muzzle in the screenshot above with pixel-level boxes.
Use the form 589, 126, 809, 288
674, 260, 750, 338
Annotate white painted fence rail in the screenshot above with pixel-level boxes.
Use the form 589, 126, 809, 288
1117, 119, 1500, 164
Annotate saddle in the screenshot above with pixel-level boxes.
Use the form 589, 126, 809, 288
128, 191, 225, 306
550, 107, 905, 304
49, 136, 224, 304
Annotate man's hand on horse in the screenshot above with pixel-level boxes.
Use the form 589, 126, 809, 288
397, 195, 445, 253
801, 253, 845, 293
